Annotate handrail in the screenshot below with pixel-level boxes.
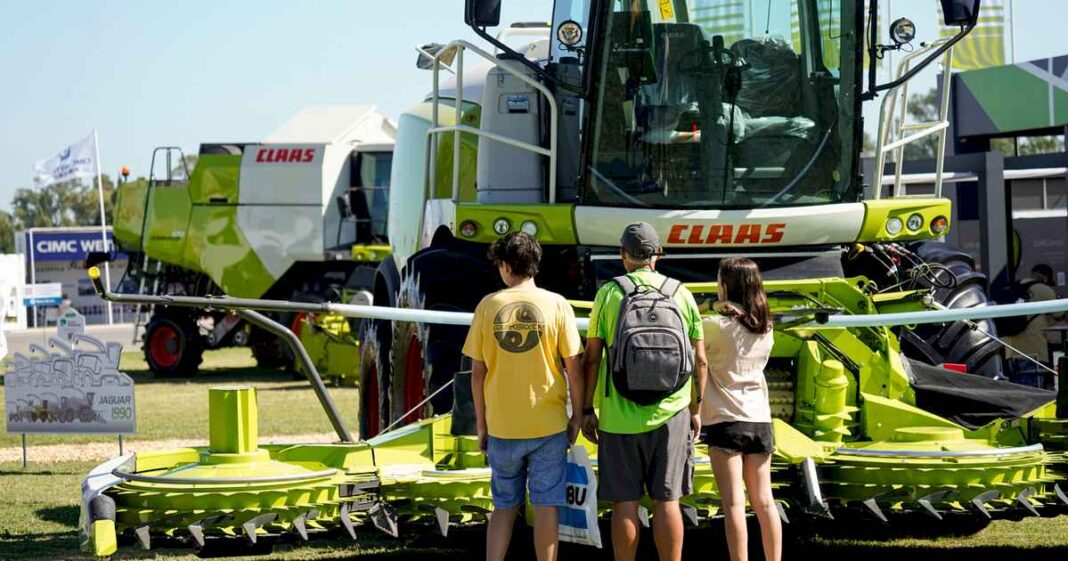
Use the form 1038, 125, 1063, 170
88, 267, 1068, 333
872, 38, 954, 199
426, 40, 559, 204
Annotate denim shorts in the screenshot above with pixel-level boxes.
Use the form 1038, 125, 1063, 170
486, 431, 568, 509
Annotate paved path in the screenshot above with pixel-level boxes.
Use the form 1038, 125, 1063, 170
0, 432, 336, 463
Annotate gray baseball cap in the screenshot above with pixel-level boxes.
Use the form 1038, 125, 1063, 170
620, 222, 661, 259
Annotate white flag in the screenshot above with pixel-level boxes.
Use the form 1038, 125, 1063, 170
33, 132, 97, 187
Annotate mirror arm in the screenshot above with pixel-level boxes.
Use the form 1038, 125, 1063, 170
862, 18, 977, 101
865, 0, 880, 103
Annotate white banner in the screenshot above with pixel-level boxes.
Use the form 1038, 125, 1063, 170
33, 132, 97, 187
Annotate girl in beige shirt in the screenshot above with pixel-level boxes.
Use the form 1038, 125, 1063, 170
702, 257, 780, 561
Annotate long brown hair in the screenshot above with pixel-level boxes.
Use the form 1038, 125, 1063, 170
718, 257, 772, 334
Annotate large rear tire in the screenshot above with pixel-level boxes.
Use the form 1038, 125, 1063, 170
143, 312, 204, 377
358, 318, 391, 439
899, 241, 1003, 378
387, 249, 495, 433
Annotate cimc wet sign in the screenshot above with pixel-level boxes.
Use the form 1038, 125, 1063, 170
24, 229, 122, 263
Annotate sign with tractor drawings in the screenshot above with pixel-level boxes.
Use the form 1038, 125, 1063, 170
5, 334, 134, 434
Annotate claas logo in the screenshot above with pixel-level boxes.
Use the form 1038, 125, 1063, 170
255, 148, 315, 163
666, 223, 786, 245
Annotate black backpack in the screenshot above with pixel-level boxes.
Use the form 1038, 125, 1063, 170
993, 279, 1041, 337
605, 275, 694, 405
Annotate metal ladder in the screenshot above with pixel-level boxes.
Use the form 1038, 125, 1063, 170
872, 39, 955, 198
130, 257, 163, 344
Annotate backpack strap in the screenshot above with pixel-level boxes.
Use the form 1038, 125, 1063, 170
613, 275, 639, 296
659, 277, 682, 298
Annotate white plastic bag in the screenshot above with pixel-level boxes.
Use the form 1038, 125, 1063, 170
558, 445, 602, 548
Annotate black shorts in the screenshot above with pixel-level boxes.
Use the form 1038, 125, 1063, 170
702, 421, 775, 455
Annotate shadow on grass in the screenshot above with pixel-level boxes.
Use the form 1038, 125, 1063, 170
36, 505, 79, 529
3, 524, 1068, 561
791, 545, 1068, 561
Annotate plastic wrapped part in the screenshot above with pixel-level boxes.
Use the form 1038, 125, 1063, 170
732, 38, 802, 118
905, 358, 1055, 430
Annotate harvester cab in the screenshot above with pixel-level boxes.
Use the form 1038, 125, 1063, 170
112, 105, 396, 377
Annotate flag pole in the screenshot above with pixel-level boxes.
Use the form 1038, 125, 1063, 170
1008, 0, 1016, 63
93, 129, 114, 325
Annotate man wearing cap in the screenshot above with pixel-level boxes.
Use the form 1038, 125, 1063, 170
581, 222, 707, 561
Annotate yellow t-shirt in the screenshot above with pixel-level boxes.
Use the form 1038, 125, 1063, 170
462, 286, 583, 439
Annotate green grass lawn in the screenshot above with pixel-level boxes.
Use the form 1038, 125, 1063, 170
0, 348, 359, 449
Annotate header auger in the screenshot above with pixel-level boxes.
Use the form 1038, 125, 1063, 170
80, 267, 1068, 557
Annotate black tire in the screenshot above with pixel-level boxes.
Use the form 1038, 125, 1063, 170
250, 337, 289, 369
899, 241, 1003, 378
387, 249, 495, 433
358, 318, 391, 439
143, 312, 204, 377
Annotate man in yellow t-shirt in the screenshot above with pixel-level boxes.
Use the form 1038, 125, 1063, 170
462, 232, 584, 561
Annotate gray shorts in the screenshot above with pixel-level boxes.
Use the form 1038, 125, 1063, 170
598, 410, 694, 502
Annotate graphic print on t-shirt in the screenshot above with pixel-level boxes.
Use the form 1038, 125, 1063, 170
493, 301, 545, 353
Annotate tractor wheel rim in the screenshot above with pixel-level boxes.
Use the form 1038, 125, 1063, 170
149, 325, 181, 369
403, 335, 424, 423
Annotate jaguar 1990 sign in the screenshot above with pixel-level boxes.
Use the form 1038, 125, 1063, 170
5, 335, 135, 434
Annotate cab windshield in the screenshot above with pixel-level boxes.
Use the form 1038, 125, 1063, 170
583, 0, 858, 209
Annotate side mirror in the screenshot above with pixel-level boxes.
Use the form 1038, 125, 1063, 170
415, 43, 458, 72
940, 0, 980, 26
465, 0, 501, 28
416, 43, 444, 70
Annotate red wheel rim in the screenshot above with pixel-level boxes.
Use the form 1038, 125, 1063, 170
290, 312, 309, 335
149, 325, 181, 369
403, 335, 425, 423
365, 360, 380, 437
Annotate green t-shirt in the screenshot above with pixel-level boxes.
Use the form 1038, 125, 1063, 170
588, 268, 704, 434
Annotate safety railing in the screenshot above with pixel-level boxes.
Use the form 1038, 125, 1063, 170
90, 267, 1068, 332
872, 38, 954, 199
424, 40, 559, 203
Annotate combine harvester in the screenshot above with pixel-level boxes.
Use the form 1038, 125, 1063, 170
80, 0, 1068, 556
111, 106, 395, 379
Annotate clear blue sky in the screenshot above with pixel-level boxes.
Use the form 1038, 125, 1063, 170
0, 0, 1064, 214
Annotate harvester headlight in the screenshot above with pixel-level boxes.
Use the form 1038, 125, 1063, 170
931, 215, 949, 234
890, 18, 916, 45
520, 221, 538, 236
493, 218, 511, 236
459, 220, 478, 238
885, 217, 904, 236
557, 20, 583, 47
906, 213, 924, 232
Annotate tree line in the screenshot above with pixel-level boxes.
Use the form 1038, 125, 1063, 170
0, 175, 130, 254
0, 155, 195, 254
